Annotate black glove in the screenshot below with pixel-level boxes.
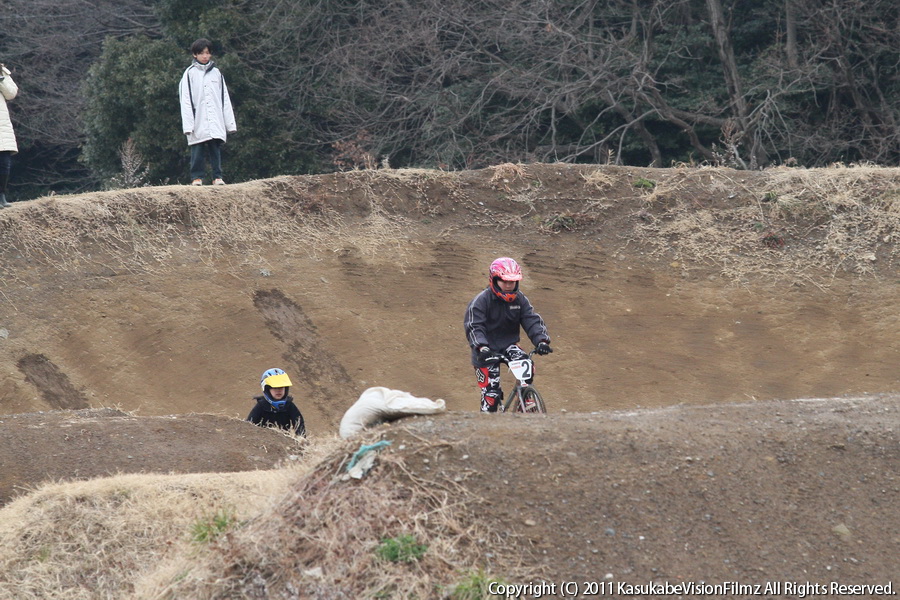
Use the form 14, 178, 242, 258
535, 341, 553, 355
478, 346, 501, 363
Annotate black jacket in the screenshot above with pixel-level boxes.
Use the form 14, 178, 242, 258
464, 287, 550, 366
247, 395, 306, 437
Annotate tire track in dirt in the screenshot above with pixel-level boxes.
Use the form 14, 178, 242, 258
16, 354, 89, 410
337, 246, 367, 279
429, 240, 476, 283
252, 289, 352, 427
522, 248, 609, 286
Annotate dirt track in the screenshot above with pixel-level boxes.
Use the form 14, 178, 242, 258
0, 409, 303, 505
3, 165, 900, 428
385, 394, 900, 584
0, 164, 899, 595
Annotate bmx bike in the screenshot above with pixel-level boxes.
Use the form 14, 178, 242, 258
499, 350, 547, 414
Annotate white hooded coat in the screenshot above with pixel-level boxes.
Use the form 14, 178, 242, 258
0, 65, 18, 153
178, 60, 236, 146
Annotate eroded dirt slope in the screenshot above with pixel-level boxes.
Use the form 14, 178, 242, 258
1, 165, 899, 433
0, 164, 899, 497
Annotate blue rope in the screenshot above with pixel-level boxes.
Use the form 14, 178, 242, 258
346, 440, 393, 471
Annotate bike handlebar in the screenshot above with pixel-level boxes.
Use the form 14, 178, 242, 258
486, 348, 540, 364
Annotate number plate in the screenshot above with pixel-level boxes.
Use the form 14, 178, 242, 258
508, 359, 533, 382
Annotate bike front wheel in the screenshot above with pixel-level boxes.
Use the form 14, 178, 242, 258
521, 387, 547, 414
506, 386, 547, 414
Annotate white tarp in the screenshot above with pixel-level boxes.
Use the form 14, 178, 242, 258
339, 387, 446, 439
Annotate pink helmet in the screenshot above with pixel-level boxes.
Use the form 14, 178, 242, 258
489, 257, 522, 302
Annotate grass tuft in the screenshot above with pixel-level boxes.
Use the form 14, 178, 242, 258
375, 534, 428, 563
191, 509, 237, 544
448, 569, 508, 599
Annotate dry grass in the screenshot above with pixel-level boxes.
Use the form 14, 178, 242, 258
0, 431, 508, 599
0, 471, 293, 600
632, 164, 900, 283
487, 163, 529, 192
0, 433, 346, 600
4, 163, 897, 286
581, 169, 616, 190
0, 176, 412, 280
145, 435, 509, 600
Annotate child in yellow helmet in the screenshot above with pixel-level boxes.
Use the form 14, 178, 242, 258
247, 368, 306, 436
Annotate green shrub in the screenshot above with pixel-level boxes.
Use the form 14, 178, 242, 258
375, 534, 428, 563
449, 569, 507, 599
191, 510, 236, 544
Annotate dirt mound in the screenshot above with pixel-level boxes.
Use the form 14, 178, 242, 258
171, 394, 897, 596
0, 163, 899, 596
0, 408, 304, 506
21, 395, 884, 598
387, 396, 900, 584
3, 396, 895, 598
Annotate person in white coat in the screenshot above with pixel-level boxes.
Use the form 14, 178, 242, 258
178, 39, 236, 186
0, 62, 18, 208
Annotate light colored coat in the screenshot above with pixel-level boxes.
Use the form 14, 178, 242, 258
0, 65, 18, 154
178, 60, 236, 146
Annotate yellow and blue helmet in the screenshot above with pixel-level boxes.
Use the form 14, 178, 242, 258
260, 368, 292, 407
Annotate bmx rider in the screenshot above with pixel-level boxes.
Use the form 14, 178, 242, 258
464, 257, 553, 412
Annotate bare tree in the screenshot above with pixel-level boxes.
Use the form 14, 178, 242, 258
0, 0, 159, 192
784, 0, 799, 69
235, 0, 794, 168
753, 0, 899, 164
5, 0, 897, 194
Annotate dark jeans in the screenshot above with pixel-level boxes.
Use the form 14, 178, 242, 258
0, 152, 11, 193
189, 139, 223, 181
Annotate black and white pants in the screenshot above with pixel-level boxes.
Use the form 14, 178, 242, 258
473, 344, 530, 412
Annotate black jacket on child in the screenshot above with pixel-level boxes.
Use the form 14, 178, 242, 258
247, 395, 306, 437
464, 287, 549, 366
